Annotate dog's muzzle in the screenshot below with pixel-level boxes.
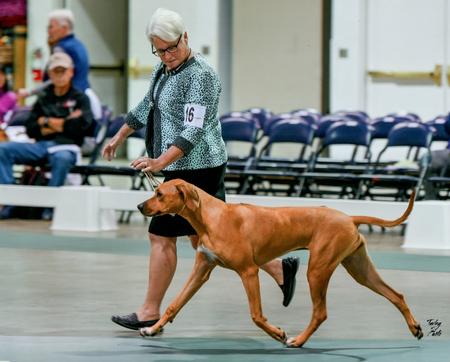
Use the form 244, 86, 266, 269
137, 202, 161, 217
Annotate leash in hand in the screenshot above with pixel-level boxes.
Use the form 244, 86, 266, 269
143, 171, 161, 191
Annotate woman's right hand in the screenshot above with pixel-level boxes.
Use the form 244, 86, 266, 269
102, 123, 134, 161
102, 140, 118, 161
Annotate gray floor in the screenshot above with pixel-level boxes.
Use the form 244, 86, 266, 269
0, 217, 449, 362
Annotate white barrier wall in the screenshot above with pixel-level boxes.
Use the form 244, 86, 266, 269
403, 201, 450, 250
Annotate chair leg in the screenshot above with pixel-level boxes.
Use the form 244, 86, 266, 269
118, 210, 126, 223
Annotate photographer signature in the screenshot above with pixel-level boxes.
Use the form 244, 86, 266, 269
426, 319, 442, 336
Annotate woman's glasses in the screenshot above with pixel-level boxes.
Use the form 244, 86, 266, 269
152, 35, 182, 57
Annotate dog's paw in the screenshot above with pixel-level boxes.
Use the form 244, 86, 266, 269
274, 326, 287, 344
414, 324, 423, 340
286, 337, 303, 348
139, 326, 163, 337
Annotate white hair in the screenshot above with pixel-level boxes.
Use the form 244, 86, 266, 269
48, 9, 75, 31
146, 8, 185, 42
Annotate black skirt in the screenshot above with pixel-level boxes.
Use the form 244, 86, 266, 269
148, 163, 226, 237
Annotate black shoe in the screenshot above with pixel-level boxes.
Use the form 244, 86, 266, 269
279, 256, 300, 307
111, 313, 160, 331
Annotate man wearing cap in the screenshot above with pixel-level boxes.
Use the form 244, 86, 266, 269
0, 52, 93, 220
18, 8, 101, 120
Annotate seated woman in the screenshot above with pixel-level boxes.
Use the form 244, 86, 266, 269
0, 65, 17, 125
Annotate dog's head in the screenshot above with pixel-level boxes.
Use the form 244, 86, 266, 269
137, 179, 200, 217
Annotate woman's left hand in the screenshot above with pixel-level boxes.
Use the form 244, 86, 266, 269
130, 156, 163, 173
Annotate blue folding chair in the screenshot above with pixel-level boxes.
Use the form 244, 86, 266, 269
387, 111, 421, 122
221, 117, 258, 159
240, 119, 316, 195
5, 106, 32, 126
220, 111, 254, 123
261, 113, 288, 135
369, 115, 419, 161
359, 122, 433, 200
289, 112, 318, 127
334, 110, 371, 123
243, 107, 273, 130
290, 108, 321, 123
260, 119, 316, 159
314, 114, 350, 138
221, 117, 259, 194
370, 116, 405, 139
426, 115, 450, 145
299, 120, 372, 198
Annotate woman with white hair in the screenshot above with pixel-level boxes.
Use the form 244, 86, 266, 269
103, 8, 299, 332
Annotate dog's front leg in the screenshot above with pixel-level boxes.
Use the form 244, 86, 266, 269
140, 251, 216, 337
239, 267, 287, 344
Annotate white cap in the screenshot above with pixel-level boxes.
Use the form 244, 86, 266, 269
48, 52, 73, 70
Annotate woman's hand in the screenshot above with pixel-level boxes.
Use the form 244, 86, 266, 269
102, 139, 120, 161
130, 156, 163, 173
102, 123, 135, 161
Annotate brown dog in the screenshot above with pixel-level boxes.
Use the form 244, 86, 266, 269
137, 179, 423, 347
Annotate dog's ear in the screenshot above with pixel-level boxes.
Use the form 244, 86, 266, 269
176, 183, 200, 211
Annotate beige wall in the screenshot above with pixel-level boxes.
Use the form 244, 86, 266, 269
27, 0, 321, 115
69, 0, 127, 115
26, 0, 127, 114
232, 0, 322, 113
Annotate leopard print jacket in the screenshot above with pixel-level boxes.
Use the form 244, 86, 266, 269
125, 54, 227, 171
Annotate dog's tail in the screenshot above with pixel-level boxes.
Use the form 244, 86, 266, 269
351, 189, 416, 228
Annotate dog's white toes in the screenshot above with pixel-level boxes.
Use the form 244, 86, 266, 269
139, 327, 154, 337
140, 326, 164, 337
286, 337, 298, 348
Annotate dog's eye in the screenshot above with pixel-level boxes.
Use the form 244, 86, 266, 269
156, 191, 162, 198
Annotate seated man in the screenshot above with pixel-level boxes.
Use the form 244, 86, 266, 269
0, 52, 93, 219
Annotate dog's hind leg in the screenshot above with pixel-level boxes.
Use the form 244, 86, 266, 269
140, 251, 216, 337
239, 266, 287, 344
286, 244, 340, 348
341, 237, 423, 340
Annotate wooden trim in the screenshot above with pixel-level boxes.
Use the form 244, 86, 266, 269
12, 25, 27, 90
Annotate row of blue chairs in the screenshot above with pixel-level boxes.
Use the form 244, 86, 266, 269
5, 106, 449, 201
220, 108, 449, 146
220, 108, 450, 200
